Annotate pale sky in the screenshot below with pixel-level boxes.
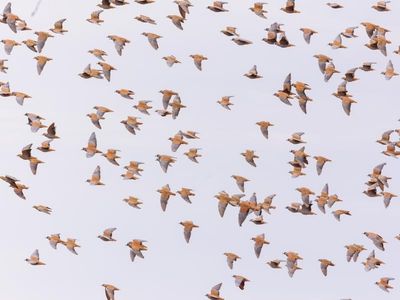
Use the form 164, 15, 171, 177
0, 1, 400, 299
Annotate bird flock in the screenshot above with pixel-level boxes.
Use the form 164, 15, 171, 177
0, 0, 400, 299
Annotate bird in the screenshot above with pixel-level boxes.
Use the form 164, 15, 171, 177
46, 234, 64, 249
363, 250, 384, 271
327, 2, 343, 9
381, 60, 398, 80
281, 0, 300, 13
375, 277, 394, 292
224, 252, 241, 269
256, 121, 273, 139
87, 10, 104, 24
221, 26, 238, 36
162, 55, 180, 67
25, 249, 45, 265
98, 62, 116, 82
364, 232, 386, 251
251, 233, 269, 258
207, 1, 229, 12
50, 18, 67, 34
180, 220, 199, 243
314, 156, 331, 175
87, 166, 104, 185
190, 54, 207, 71
1, 39, 20, 55
244, 65, 262, 79
177, 187, 195, 203
126, 239, 147, 261
116, 89, 134, 99
250, 2, 268, 18
98, 228, 117, 242
89, 49, 107, 61
231, 175, 249, 192
372, 1, 390, 12
142, 32, 162, 50
82, 132, 102, 157
267, 259, 284, 269
233, 275, 249, 290
35, 31, 53, 53
62, 238, 80, 255
108, 35, 130, 55
287, 132, 306, 144
167, 15, 185, 30
33, 205, 52, 214
206, 283, 223, 300
102, 284, 119, 300
157, 184, 176, 211
123, 196, 143, 209
134, 15, 156, 25
319, 259, 335, 276
300, 28, 317, 44
217, 96, 234, 110
241, 150, 259, 167
332, 209, 351, 221
102, 149, 120, 166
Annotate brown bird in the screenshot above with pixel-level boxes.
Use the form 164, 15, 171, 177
252, 233, 269, 258
126, 239, 147, 261
11, 91, 31, 106
184, 148, 201, 163
37, 140, 55, 152
156, 155, 176, 173
364, 232, 386, 251
314, 156, 331, 175
116, 89, 134, 99
241, 150, 259, 167
98, 228, 117, 242
159, 89, 178, 109
102, 284, 119, 300
98, 62, 116, 82
43, 123, 59, 139
345, 244, 366, 262
190, 54, 207, 71
207, 1, 229, 12
337, 95, 357, 116
206, 283, 223, 300
79, 64, 103, 79
34, 55, 52, 75
121, 116, 142, 135
62, 238, 80, 255
22, 39, 37, 52
327, 2, 343, 9
232, 37, 253, 46
102, 149, 120, 166
256, 121, 273, 139
281, 0, 300, 13
363, 250, 384, 271
329, 34, 346, 49
177, 187, 195, 203
87, 166, 104, 185
300, 28, 317, 44
341, 26, 358, 38
167, 15, 185, 30
87, 10, 104, 25
157, 184, 176, 211
332, 209, 351, 221
221, 26, 238, 36
25, 249, 45, 265
2, 39, 20, 55
375, 277, 394, 292
123, 196, 143, 209
372, 1, 390, 11
313, 54, 332, 74
250, 2, 268, 18
217, 96, 234, 110
33, 205, 52, 214
134, 15, 156, 25
108, 35, 130, 55
382, 60, 398, 80
287, 132, 306, 144
180, 220, 199, 243
231, 175, 249, 192
134, 100, 152, 115
233, 275, 249, 290
319, 259, 335, 276
46, 234, 64, 249
224, 252, 240, 269
244, 65, 262, 79
142, 32, 162, 50
267, 259, 284, 269
162, 55, 180, 67
35, 31, 53, 53
98, 0, 115, 9
50, 18, 67, 34
82, 132, 101, 157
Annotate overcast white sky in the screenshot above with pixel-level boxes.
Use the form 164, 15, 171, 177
0, 0, 400, 299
